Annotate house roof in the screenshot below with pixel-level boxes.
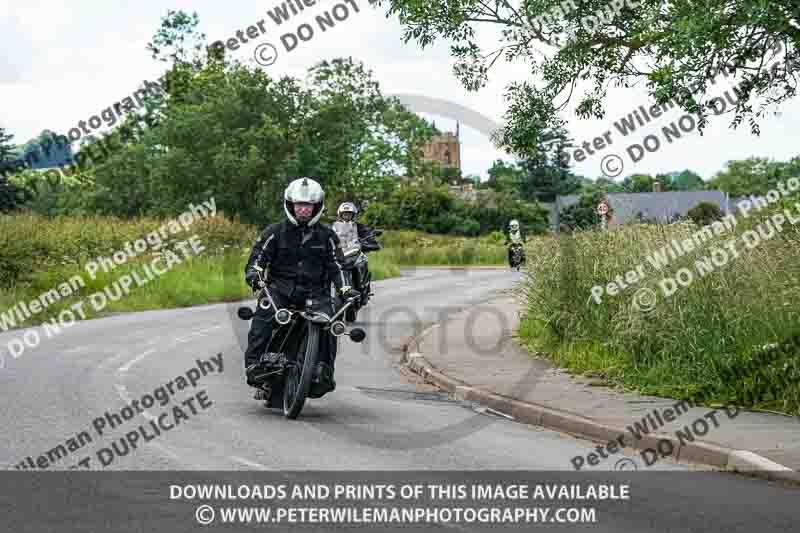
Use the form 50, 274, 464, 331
603, 191, 730, 221
542, 190, 734, 226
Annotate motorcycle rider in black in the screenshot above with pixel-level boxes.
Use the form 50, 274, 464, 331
243, 178, 358, 401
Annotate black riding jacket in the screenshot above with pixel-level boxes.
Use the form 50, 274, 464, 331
245, 221, 349, 299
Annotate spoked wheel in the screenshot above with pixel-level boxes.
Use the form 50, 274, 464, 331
282, 323, 320, 419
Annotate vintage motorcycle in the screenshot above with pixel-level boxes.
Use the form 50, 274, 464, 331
336, 229, 383, 322
237, 266, 366, 419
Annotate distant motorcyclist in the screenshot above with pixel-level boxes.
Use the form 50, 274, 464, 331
505, 219, 526, 269
243, 178, 358, 401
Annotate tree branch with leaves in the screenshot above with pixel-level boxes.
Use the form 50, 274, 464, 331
370, 0, 800, 155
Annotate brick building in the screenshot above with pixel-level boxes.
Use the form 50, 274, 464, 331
421, 122, 461, 170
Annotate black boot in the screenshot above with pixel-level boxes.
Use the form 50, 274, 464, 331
245, 362, 263, 387
309, 362, 336, 398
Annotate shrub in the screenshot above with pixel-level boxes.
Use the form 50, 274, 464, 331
453, 218, 480, 236
0, 178, 24, 213
687, 201, 723, 226
559, 192, 605, 232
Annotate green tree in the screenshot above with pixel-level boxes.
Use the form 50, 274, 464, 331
518, 126, 580, 202
0, 127, 26, 212
579, 177, 625, 194
621, 173, 656, 193
373, 0, 800, 155
85, 61, 308, 223
83, 12, 433, 224
666, 169, 706, 191
17, 130, 74, 169
146, 9, 207, 65
0, 127, 14, 162
708, 156, 800, 196
486, 159, 523, 194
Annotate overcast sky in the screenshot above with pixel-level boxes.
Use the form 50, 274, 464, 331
2, 0, 799, 183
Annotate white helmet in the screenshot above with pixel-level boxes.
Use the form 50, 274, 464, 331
337, 202, 357, 219
284, 177, 325, 226
509, 219, 519, 231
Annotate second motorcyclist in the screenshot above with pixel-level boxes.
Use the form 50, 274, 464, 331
333, 201, 381, 293
333, 202, 380, 251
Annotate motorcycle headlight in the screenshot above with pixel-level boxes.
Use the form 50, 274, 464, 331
330, 321, 346, 336
275, 309, 292, 325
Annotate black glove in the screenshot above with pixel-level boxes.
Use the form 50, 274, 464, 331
362, 239, 381, 252
339, 287, 359, 300
245, 270, 262, 290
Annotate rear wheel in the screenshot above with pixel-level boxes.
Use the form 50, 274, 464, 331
283, 323, 320, 419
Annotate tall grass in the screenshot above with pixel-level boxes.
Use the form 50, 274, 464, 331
0, 212, 256, 289
519, 194, 800, 414
378, 230, 507, 266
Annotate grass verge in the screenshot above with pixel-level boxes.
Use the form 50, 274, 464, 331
1, 216, 510, 332
518, 193, 800, 415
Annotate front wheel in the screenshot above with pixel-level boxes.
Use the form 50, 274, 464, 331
283, 322, 320, 419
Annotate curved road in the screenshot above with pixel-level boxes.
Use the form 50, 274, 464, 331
0, 269, 797, 531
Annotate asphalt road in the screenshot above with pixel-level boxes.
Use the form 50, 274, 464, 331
0, 269, 797, 532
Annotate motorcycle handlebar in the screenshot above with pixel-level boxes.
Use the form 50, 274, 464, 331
255, 269, 358, 325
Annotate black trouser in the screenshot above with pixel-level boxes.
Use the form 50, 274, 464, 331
508, 245, 525, 266
244, 288, 337, 371
348, 267, 359, 292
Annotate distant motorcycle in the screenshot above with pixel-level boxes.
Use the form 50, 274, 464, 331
337, 229, 383, 322
509, 243, 525, 271
237, 267, 366, 420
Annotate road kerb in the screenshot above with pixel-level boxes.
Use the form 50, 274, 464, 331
401, 321, 800, 482
401, 323, 440, 363
676, 440, 731, 469
727, 451, 800, 482
428, 370, 466, 393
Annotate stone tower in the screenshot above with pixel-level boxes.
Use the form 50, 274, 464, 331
421, 122, 461, 170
